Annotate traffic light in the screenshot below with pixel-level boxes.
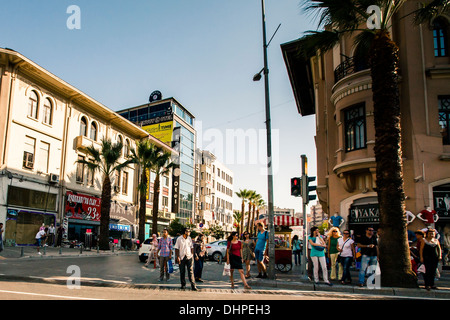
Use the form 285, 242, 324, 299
302, 175, 317, 204
290, 177, 301, 197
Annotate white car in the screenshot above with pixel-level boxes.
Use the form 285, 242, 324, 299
138, 238, 176, 264
205, 240, 228, 262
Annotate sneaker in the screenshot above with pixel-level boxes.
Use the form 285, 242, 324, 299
256, 273, 262, 278
326, 282, 333, 286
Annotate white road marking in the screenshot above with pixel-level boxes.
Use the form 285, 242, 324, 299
0, 289, 105, 300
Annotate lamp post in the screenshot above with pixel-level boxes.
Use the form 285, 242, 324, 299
254, 0, 275, 280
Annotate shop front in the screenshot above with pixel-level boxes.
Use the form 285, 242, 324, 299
432, 184, 450, 267
110, 201, 136, 249
5, 185, 57, 246
64, 191, 101, 245
347, 197, 380, 239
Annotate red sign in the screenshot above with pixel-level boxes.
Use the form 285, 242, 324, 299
65, 191, 101, 222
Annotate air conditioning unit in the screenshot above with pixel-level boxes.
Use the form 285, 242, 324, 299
49, 173, 59, 184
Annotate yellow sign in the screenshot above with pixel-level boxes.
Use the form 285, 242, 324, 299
143, 121, 173, 146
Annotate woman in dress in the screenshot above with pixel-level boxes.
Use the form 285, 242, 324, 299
226, 232, 251, 289
420, 228, 442, 290
242, 231, 255, 278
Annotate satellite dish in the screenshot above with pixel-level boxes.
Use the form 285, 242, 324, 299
149, 90, 162, 102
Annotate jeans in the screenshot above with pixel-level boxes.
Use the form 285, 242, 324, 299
159, 256, 170, 280
340, 257, 353, 282
293, 250, 301, 265
359, 255, 377, 285
179, 257, 196, 287
311, 256, 329, 283
194, 257, 204, 279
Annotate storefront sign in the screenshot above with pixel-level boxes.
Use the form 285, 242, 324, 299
433, 185, 450, 220
109, 224, 131, 232
110, 201, 136, 225
349, 204, 380, 224
65, 191, 101, 222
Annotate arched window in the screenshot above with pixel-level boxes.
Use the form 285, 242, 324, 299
433, 17, 449, 57
80, 117, 88, 137
90, 122, 98, 141
118, 135, 123, 156
28, 91, 39, 119
43, 98, 53, 125
124, 139, 130, 157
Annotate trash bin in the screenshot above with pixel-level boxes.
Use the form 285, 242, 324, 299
85, 230, 92, 251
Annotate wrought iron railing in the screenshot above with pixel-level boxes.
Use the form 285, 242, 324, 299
334, 57, 369, 83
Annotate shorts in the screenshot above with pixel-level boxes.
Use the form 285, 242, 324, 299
254, 249, 264, 262
36, 238, 42, 247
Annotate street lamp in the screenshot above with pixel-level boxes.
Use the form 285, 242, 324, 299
254, 0, 276, 280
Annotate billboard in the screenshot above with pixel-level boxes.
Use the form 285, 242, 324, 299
65, 191, 101, 222
143, 121, 173, 146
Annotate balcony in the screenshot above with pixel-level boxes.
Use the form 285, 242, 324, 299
75, 135, 101, 151
334, 57, 369, 83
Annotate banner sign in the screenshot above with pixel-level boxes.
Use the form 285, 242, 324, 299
348, 204, 380, 224
65, 191, 101, 222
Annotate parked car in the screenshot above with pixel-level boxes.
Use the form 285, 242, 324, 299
205, 240, 228, 262
138, 237, 176, 263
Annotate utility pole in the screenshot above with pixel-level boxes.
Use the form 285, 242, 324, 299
260, 0, 275, 279
300, 155, 308, 279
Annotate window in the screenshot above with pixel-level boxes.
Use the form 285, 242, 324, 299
122, 171, 128, 195
23, 136, 36, 169
162, 196, 169, 207
87, 167, 95, 186
38, 142, 50, 173
115, 170, 121, 192
80, 117, 88, 137
124, 139, 130, 157
439, 96, 450, 145
90, 122, 97, 141
76, 155, 85, 183
28, 91, 39, 119
433, 18, 448, 57
42, 98, 52, 125
344, 103, 366, 152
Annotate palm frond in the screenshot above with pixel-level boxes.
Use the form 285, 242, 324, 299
297, 30, 341, 58
414, 0, 450, 25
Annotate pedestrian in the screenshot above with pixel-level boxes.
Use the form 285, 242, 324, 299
308, 226, 332, 286
242, 231, 255, 278
292, 235, 302, 266
226, 232, 251, 289
254, 222, 268, 279
35, 227, 48, 255
48, 223, 55, 247
194, 234, 207, 283
157, 228, 173, 282
419, 228, 442, 290
0, 223, 4, 252
338, 229, 356, 285
146, 234, 159, 267
356, 227, 378, 287
56, 224, 64, 247
327, 227, 343, 281
174, 227, 197, 291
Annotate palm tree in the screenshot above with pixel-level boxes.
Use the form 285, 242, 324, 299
246, 190, 257, 234
148, 145, 176, 235
77, 139, 130, 250
127, 140, 156, 244
253, 197, 266, 236
298, 0, 448, 288
233, 210, 243, 234
248, 192, 261, 235
235, 189, 251, 235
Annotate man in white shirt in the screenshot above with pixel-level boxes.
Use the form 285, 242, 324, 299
35, 228, 48, 255
174, 227, 197, 291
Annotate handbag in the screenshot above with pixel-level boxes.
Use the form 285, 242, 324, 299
337, 238, 351, 263
417, 263, 426, 274
223, 263, 231, 276
315, 237, 325, 251
168, 259, 174, 274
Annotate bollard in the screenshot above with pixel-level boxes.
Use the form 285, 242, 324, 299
218, 254, 222, 265
112, 245, 114, 253
59, 247, 62, 255
97, 246, 99, 254
20, 247, 24, 257
80, 244, 83, 254
43, 246, 46, 255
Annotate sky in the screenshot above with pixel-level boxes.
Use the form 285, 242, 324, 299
2, 0, 318, 213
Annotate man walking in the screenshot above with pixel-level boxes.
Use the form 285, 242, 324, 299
174, 227, 197, 291
254, 222, 268, 279
357, 227, 378, 287
158, 228, 173, 282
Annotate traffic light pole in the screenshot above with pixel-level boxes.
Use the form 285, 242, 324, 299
300, 155, 308, 279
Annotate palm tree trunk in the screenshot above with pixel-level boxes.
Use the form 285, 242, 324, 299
152, 174, 161, 235
250, 204, 256, 236
370, 31, 417, 288
99, 176, 112, 250
138, 169, 148, 244
240, 201, 245, 236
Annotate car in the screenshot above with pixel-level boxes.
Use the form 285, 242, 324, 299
138, 237, 176, 263
205, 240, 228, 262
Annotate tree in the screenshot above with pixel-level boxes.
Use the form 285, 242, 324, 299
254, 197, 266, 236
77, 139, 130, 250
249, 192, 262, 236
235, 189, 251, 235
233, 210, 242, 233
148, 145, 176, 235
298, 0, 448, 288
127, 140, 156, 244
246, 190, 257, 234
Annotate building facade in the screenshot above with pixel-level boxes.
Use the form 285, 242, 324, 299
195, 150, 234, 234
281, 0, 450, 254
0, 48, 173, 246
118, 96, 196, 225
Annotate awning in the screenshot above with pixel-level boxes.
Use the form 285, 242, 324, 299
256, 215, 303, 227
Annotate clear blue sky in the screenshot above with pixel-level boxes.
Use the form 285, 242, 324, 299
2, 0, 318, 213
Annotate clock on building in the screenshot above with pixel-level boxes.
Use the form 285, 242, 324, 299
149, 90, 162, 102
